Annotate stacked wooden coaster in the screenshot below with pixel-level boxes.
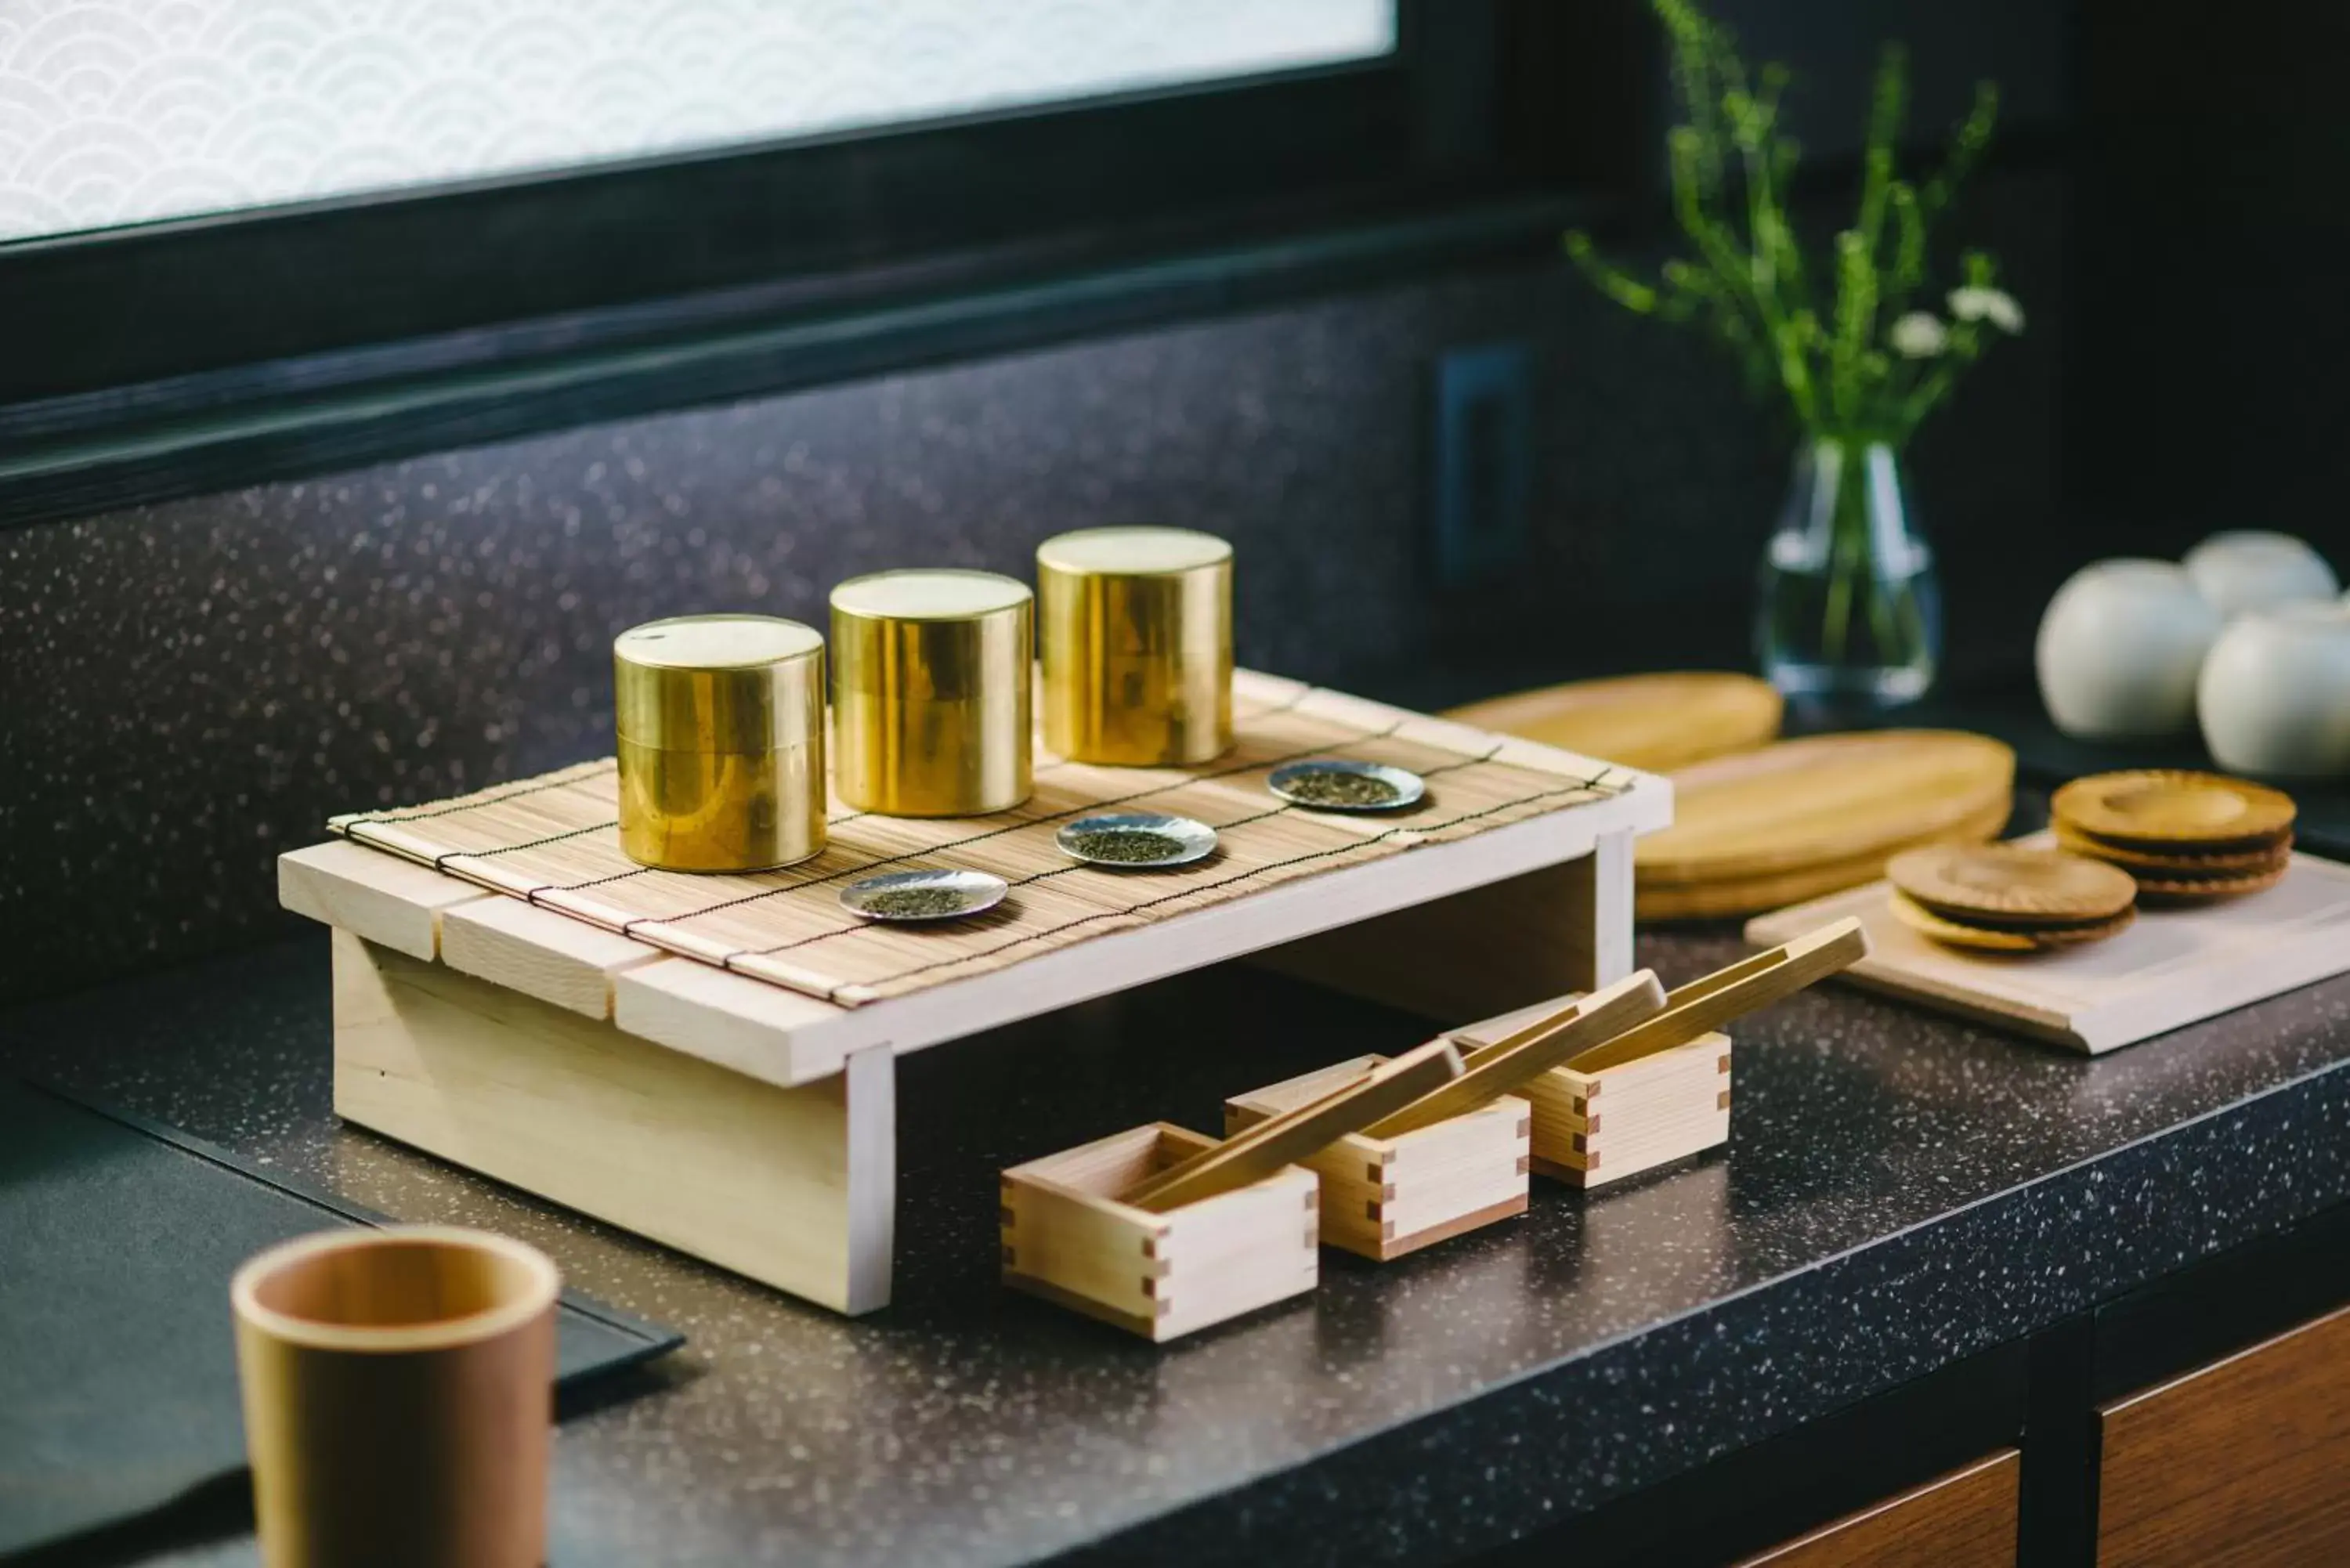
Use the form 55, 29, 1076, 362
2050, 771, 2297, 904
1884, 842, 2138, 952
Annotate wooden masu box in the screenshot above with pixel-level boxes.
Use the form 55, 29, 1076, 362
279, 674, 1670, 1317
1226, 1058, 1530, 1261
1000, 1124, 1319, 1341
1452, 999, 1732, 1190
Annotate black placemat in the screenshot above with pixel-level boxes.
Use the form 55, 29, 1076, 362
0, 1078, 682, 1559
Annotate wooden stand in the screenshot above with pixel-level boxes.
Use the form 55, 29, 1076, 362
280, 676, 1668, 1317
1226, 1058, 1529, 1261
1000, 1125, 1318, 1341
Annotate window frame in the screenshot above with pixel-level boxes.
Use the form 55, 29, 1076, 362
0, 0, 1647, 529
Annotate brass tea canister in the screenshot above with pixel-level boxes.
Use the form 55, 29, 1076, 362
1038, 526, 1233, 765
613, 614, 826, 872
830, 569, 1033, 816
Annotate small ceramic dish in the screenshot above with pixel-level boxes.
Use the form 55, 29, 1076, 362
1054, 811, 1219, 869
838, 868, 1009, 922
1267, 759, 1426, 812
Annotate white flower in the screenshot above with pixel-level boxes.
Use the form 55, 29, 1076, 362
1889, 312, 1949, 358
1947, 286, 2025, 333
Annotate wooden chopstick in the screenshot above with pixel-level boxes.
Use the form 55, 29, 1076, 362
1560, 916, 1868, 1078
1365, 970, 1668, 1138
1119, 1037, 1464, 1212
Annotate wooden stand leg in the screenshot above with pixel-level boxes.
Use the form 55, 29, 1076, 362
331, 930, 896, 1315
1255, 829, 1638, 1021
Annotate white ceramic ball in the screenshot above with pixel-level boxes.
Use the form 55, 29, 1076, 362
2198, 601, 2350, 777
2036, 559, 2223, 739
2182, 530, 2340, 620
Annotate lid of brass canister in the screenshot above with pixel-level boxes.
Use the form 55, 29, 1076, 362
830, 570, 1033, 693
1036, 526, 1232, 580
613, 614, 824, 753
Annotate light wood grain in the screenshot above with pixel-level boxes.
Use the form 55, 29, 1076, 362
1365, 969, 1666, 1136
1001, 1123, 1318, 1341
278, 839, 491, 961
611, 958, 852, 1089
1734, 1450, 2019, 1568
1746, 833, 2350, 1054
1227, 1058, 1529, 1261
1638, 731, 2013, 886
1444, 672, 1782, 771
2097, 1302, 2350, 1567
333, 930, 895, 1314
1564, 918, 1866, 1076
1122, 1039, 1462, 1212
439, 896, 663, 1019
1636, 796, 2011, 921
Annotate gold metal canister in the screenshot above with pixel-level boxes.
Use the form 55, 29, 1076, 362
613, 614, 827, 871
1038, 527, 1233, 765
830, 569, 1034, 816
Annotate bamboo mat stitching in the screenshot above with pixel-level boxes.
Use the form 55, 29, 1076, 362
331, 686, 1628, 1006
340, 762, 618, 826
595, 716, 1408, 935
724, 743, 1511, 961
383, 682, 1323, 899
810, 764, 1620, 999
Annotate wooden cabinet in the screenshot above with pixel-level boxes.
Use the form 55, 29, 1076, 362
2097, 1300, 2350, 1567
1733, 1450, 2018, 1568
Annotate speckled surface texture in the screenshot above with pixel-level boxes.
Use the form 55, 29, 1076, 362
5, 920, 2346, 1566
0, 174, 2069, 1005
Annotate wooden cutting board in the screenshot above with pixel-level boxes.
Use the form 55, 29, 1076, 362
1638, 731, 2016, 889
1444, 673, 1781, 773
1745, 833, 2350, 1053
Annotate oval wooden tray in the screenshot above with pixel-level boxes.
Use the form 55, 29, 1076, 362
1636, 731, 2016, 887
1444, 673, 1781, 773
1636, 797, 2011, 920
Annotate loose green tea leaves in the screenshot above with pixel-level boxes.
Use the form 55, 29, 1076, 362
861, 886, 978, 919
1280, 768, 1405, 808
1065, 829, 1188, 864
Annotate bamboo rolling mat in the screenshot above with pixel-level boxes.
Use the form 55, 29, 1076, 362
330, 674, 1632, 1007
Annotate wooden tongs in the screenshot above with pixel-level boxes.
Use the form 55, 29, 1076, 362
1115, 918, 1867, 1212
1119, 1038, 1464, 1212
1369, 916, 1870, 1136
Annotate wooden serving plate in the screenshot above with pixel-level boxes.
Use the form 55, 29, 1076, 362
1444, 672, 1781, 773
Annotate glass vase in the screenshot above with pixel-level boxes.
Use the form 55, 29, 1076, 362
1756, 437, 1941, 714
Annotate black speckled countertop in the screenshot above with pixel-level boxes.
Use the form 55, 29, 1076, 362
5, 923, 2350, 1567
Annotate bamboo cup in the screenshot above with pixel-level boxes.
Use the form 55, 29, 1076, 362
831, 569, 1033, 815
231, 1227, 562, 1568
614, 613, 827, 872
1038, 527, 1233, 765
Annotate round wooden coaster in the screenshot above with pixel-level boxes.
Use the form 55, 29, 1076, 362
2133, 862, 2290, 902
2050, 770, 2296, 851
2052, 822, 2293, 877
1887, 843, 2138, 924
1889, 892, 2135, 952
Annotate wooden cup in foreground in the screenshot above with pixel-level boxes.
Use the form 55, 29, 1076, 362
231, 1226, 561, 1568
1227, 1057, 1531, 1261
1001, 1124, 1318, 1342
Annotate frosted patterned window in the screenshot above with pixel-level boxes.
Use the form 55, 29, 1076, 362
0, 0, 1396, 244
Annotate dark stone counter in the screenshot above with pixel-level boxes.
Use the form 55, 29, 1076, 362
5, 925, 2348, 1567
